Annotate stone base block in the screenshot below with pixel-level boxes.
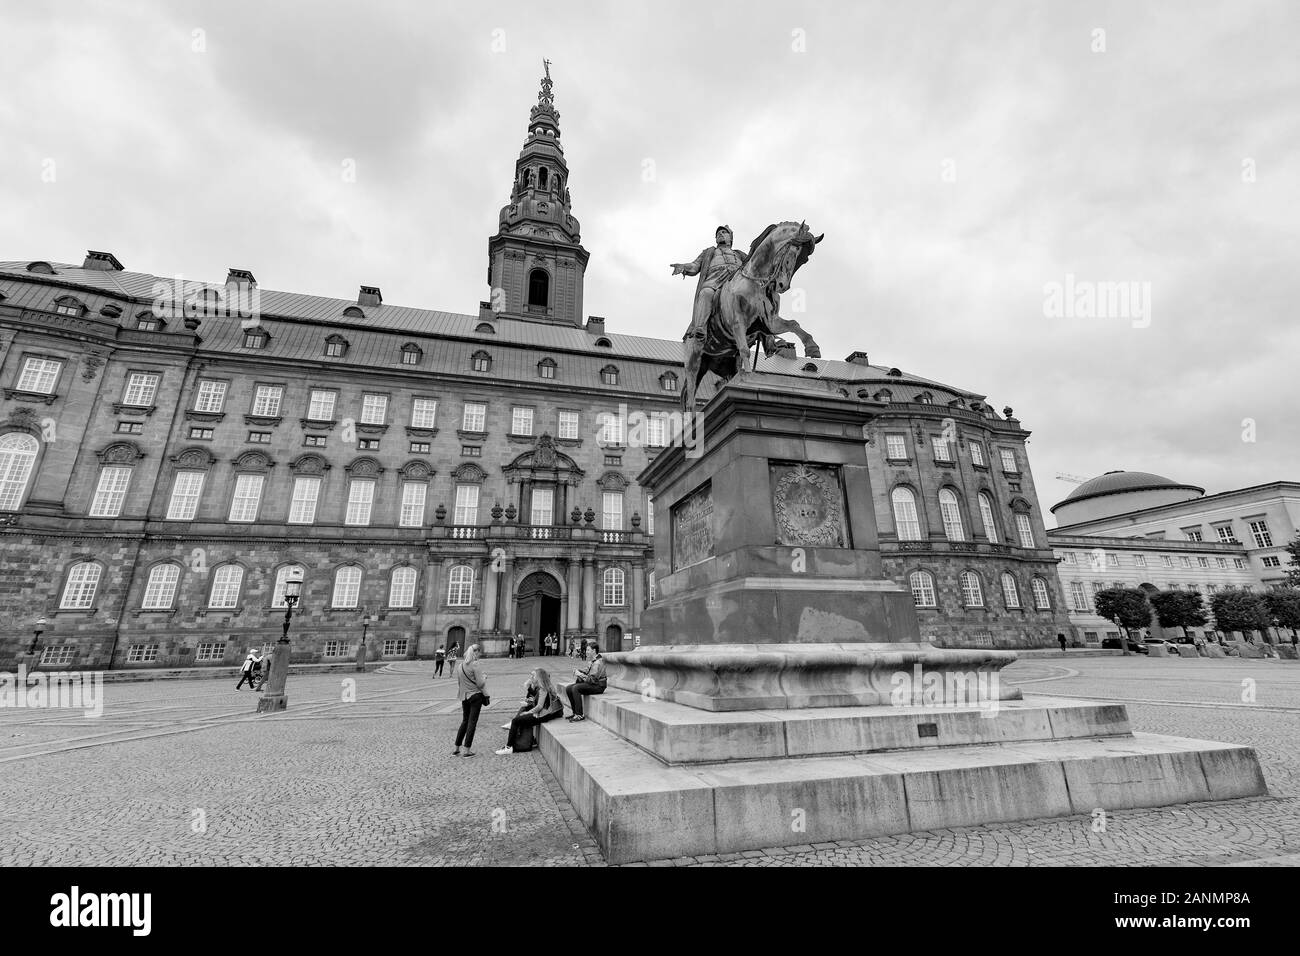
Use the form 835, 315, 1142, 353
1277, 645, 1299, 660
540, 713, 1266, 864
1175, 645, 1200, 659
255, 695, 287, 713
1204, 644, 1227, 658
1148, 645, 1170, 657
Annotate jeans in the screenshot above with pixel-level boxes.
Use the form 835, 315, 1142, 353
456, 693, 485, 748
565, 681, 605, 717
507, 708, 562, 750
236, 670, 256, 690
434, 658, 444, 677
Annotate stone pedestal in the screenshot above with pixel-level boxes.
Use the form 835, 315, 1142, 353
540, 374, 1268, 863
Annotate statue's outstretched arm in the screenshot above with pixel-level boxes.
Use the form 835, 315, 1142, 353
670, 250, 708, 277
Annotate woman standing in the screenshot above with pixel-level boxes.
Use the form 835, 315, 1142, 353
452, 644, 488, 757
496, 668, 563, 754
447, 642, 460, 673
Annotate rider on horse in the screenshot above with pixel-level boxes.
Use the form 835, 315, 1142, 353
671, 225, 748, 343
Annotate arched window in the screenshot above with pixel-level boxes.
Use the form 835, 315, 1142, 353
959, 571, 984, 607
447, 564, 474, 606
938, 488, 965, 541
1001, 573, 1021, 609
142, 564, 181, 610
602, 567, 626, 606
1031, 577, 1052, 610
471, 351, 492, 373
527, 269, 550, 308
0, 433, 40, 511
389, 566, 418, 608
60, 561, 102, 609
594, 337, 612, 348
538, 167, 549, 189
342, 306, 365, 319
891, 487, 921, 541
324, 334, 349, 358
475, 322, 496, 334
600, 365, 619, 386
909, 570, 937, 607
538, 358, 557, 379
209, 565, 244, 609
332, 566, 362, 608
271, 565, 306, 608
977, 492, 998, 542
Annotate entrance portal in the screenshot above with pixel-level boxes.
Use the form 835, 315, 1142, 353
514, 571, 562, 655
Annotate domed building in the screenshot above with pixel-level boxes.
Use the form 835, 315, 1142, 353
1050, 470, 1204, 526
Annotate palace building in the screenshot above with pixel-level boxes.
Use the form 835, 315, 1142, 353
0, 71, 1073, 669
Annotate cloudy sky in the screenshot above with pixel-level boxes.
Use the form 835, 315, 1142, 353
4, 0, 1297, 524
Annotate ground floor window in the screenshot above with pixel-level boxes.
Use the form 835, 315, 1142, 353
127, 644, 159, 663
1083, 631, 1099, 643
40, 645, 76, 666
382, 639, 408, 657
324, 640, 350, 658
195, 642, 227, 662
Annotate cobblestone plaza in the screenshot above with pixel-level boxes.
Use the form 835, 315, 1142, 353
3, 654, 1296, 867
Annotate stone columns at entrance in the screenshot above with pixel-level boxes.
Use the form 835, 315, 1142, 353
631, 563, 644, 629
480, 556, 498, 632
566, 558, 581, 632
499, 555, 515, 633
582, 557, 596, 631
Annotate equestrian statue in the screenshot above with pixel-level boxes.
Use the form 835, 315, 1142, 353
670, 222, 824, 412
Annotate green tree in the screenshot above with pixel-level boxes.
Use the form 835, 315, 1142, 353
1284, 533, 1300, 588
1148, 589, 1209, 642
1094, 588, 1153, 655
1263, 587, 1300, 642
1209, 588, 1271, 643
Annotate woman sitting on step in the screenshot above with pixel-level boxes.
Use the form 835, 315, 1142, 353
495, 668, 563, 755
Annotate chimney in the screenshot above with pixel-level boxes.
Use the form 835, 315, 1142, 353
479, 300, 496, 321
358, 285, 383, 308
844, 350, 870, 366
226, 268, 257, 288
774, 341, 797, 359
585, 315, 606, 335
83, 250, 124, 272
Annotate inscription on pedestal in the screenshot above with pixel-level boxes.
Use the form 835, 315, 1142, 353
671, 482, 714, 572
771, 462, 848, 548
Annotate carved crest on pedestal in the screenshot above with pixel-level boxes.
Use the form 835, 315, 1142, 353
771, 462, 847, 548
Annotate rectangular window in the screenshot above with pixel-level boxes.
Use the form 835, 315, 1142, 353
461, 446, 481, 457
126, 644, 159, 663
885, 434, 907, 460
969, 442, 985, 467
411, 398, 438, 429
603, 491, 623, 530
252, 385, 283, 417
304, 435, 327, 447
1134, 554, 1147, 567
209, 566, 243, 608
18, 357, 62, 393
646, 495, 654, 536
531, 487, 554, 526
558, 411, 579, 440
1183, 528, 1203, 541
361, 393, 388, 425
383, 639, 409, 657
194, 380, 227, 413
1249, 520, 1273, 548
142, 565, 180, 610
228, 474, 264, 522
61, 564, 101, 609
288, 477, 321, 524
512, 406, 534, 436
462, 401, 486, 432
166, 471, 205, 520
1016, 513, 1035, 549
308, 390, 336, 421
1234, 558, 1245, 569
1069, 581, 1088, 612
1215, 525, 1236, 543
248, 431, 271, 444
1180, 556, 1192, 568
400, 482, 426, 528
1215, 557, 1227, 569
116, 421, 144, 434
600, 412, 625, 446
604, 455, 622, 467
1197, 556, 1209, 568
89, 466, 132, 517
1263, 556, 1282, 568
332, 567, 362, 608
195, 642, 227, 662
1162, 555, 1174, 568
1065, 552, 1078, 565
999, 449, 1018, 472
402, 350, 420, 366
931, 437, 952, 462
389, 568, 417, 608
358, 439, 380, 451
323, 640, 349, 658
123, 372, 160, 407
188, 427, 214, 440
345, 479, 376, 525
645, 415, 666, 447
454, 485, 479, 525
243, 331, 266, 349
410, 441, 431, 454
1105, 553, 1119, 568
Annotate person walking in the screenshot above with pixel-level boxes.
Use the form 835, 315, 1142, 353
496, 668, 563, 754
452, 644, 489, 757
433, 644, 446, 678
508, 637, 516, 660
253, 648, 269, 691
447, 642, 460, 673
235, 649, 260, 690
1057, 633, 1067, 653
565, 644, 607, 722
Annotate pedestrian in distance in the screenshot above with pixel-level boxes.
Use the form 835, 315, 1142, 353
1057, 633, 1067, 652
433, 644, 446, 678
452, 644, 489, 757
235, 649, 260, 690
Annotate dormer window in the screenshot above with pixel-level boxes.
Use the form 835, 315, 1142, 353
801, 362, 819, 373
401, 343, 423, 366
342, 306, 365, 319
243, 329, 269, 349
475, 322, 496, 333
53, 296, 86, 317
594, 337, 612, 348
660, 373, 678, 392
917, 391, 933, 404
27, 261, 56, 275
135, 311, 164, 332
600, 365, 619, 386
324, 334, 349, 358
186, 288, 222, 318
471, 351, 492, 373
538, 358, 557, 380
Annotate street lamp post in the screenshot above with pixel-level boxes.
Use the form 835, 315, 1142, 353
28, 617, 46, 668
356, 612, 373, 672
257, 570, 303, 713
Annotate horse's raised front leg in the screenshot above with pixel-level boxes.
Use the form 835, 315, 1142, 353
768, 314, 821, 359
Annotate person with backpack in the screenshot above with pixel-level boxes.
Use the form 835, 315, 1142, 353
496, 668, 562, 754
452, 644, 489, 758
235, 649, 260, 690
433, 645, 446, 678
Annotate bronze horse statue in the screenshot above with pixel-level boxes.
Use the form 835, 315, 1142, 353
681, 221, 823, 412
